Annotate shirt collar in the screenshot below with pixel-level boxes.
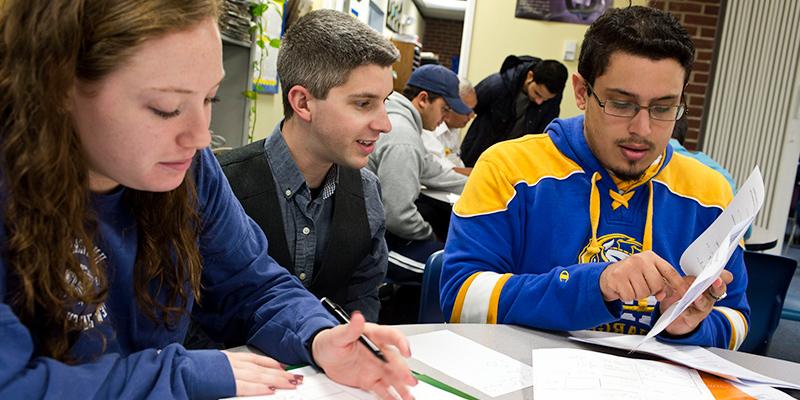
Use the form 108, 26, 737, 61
318, 164, 338, 200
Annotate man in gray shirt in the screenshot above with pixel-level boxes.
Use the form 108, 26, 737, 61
368, 64, 472, 270
216, 10, 399, 321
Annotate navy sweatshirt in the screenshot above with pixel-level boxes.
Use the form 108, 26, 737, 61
0, 148, 336, 399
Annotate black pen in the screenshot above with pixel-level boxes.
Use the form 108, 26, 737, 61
320, 297, 387, 363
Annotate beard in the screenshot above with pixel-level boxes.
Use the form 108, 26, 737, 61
584, 124, 656, 183
609, 163, 647, 182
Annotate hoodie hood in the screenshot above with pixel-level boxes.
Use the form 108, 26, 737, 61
499, 55, 540, 96
546, 115, 674, 257
385, 91, 423, 133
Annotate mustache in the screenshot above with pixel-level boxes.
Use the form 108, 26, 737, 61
615, 138, 655, 149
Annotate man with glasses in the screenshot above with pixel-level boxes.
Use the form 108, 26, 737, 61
368, 65, 471, 309
440, 6, 749, 350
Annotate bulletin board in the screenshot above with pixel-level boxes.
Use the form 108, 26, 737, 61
515, 0, 612, 25
386, 0, 404, 33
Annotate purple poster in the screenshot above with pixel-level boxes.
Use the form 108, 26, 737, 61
515, 0, 614, 25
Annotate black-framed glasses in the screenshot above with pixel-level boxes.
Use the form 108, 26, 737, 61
585, 81, 686, 121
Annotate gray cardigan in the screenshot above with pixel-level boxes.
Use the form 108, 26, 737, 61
367, 92, 466, 240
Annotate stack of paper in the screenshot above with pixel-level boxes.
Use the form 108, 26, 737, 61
219, 0, 252, 44
569, 331, 800, 390
532, 347, 714, 399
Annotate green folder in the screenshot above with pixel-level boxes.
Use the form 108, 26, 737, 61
411, 370, 478, 400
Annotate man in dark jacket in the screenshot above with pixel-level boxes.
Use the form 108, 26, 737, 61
460, 56, 568, 167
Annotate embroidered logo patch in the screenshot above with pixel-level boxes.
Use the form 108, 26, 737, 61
578, 233, 642, 264
578, 233, 656, 335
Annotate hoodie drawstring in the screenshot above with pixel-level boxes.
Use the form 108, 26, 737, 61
587, 173, 654, 258
643, 180, 653, 252
587, 172, 604, 257
609, 190, 635, 210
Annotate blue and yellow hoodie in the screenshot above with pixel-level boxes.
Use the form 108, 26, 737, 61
440, 115, 750, 350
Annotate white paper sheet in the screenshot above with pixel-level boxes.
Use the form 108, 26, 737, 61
640, 167, 765, 345
531, 348, 714, 400
680, 166, 765, 277
221, 365, 464, 400
408, 330, 533, 397
569, 331, 800, 390
732, 382, 798, 400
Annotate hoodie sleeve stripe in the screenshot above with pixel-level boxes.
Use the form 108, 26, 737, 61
450, 272, 481, 323
487, 274, 513, 324
452, 272, 511, 323
715, 306, 748, 350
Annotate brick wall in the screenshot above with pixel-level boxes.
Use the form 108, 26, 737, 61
421, 17, 464, 71
649, 0, 723, 150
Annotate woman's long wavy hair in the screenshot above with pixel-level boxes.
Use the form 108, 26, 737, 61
0, 0, 220, 362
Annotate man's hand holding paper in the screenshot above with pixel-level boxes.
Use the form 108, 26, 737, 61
659, 269, 733, 336
599, 250, 734, 338
636, 167, 765, 348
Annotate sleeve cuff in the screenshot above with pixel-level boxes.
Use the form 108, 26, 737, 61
584, 262, 622, 322
304, 327, 330, 369
248, 314, 336, 365
184, 349, 236, 400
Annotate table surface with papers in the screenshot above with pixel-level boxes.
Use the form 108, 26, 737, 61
396, 324, 800, 400
230, 324, 800, 399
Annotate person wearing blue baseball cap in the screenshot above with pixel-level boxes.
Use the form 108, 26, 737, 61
367, 64, 471, 297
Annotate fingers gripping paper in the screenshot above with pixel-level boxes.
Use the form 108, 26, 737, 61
639, 166, 764, 347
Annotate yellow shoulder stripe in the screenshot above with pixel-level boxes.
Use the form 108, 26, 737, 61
454, 134, 583, 217
654, 152, 733, 210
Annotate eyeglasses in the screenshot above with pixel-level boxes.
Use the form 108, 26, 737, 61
585, 81, 686, 121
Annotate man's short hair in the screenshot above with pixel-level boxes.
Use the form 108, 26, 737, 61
578, 6, 695, 86
277, 9, 400, 118
532, 60, 568, 95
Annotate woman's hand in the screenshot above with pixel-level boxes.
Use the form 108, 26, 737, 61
222, 351, 304, 396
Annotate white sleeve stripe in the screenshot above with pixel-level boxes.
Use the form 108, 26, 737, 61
715, 306, 747, 350
460, 272, 504, 323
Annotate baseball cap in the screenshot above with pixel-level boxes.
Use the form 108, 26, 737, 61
406, 64, 472, 115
